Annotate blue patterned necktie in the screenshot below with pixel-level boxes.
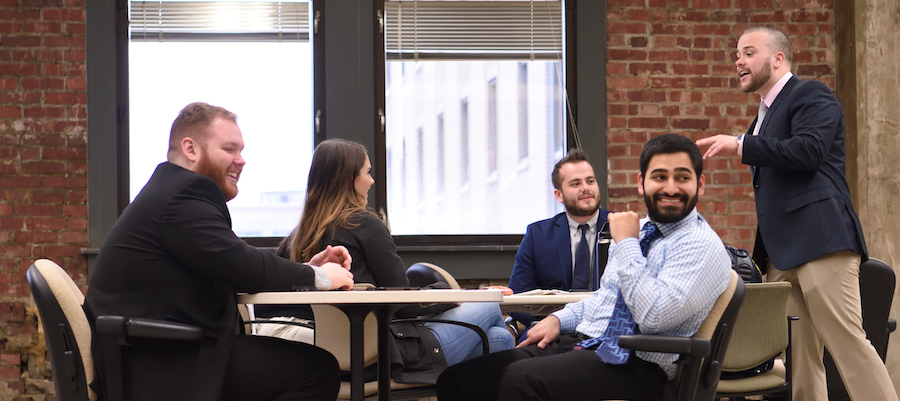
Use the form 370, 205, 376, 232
639, 222, 663, 257
572, 224, 591, 290
580, 222, 662, 364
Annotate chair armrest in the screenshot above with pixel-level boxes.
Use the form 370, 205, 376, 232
95, 315, 203, 401
504, 316, 522, 342
392, 317, 490, 356
617, 334, 711, 358
96, 315, 203, 341
125, 317, 203, 340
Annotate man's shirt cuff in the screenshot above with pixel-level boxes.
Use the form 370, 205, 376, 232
310, 265, 332, 290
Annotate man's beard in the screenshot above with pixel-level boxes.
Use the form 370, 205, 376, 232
644, 191, 698, 224
195, 152, 238, 201
742, 58, 772, 93
563, 193, 600, 217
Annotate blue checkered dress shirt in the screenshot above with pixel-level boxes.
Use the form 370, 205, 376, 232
552, 208, 731, 379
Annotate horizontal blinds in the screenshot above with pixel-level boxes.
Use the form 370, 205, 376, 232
385, 0, 563, 61
130, 1, 310, 42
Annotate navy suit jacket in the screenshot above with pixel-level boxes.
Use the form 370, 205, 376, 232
508, 211, 610, 325
742, 75, 867, 271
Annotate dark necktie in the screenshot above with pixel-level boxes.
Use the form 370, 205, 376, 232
585, 222, 662, 364
639, 222, 662, 257
572, 223, 591, 290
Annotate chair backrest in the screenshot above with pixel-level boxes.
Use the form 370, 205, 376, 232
859, 257, 895, 359
26, 259, 97, 401
721, 282, 792, 372
683, 270, 746, 401
406, 262, 460, 289
311, 305, 379, 371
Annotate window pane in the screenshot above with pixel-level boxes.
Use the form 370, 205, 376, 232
385, 60, 565, 235
129, 41, 313, 237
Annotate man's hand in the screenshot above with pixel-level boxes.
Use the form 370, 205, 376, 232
608, 211, 641, 243
308, 245, 352, 270
320, 262, 354, 290
517, 315, 560, 349
696, 134, 739, 159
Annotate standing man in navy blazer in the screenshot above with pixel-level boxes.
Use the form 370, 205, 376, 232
698, 27, 897, 401
508, 149, 611, 330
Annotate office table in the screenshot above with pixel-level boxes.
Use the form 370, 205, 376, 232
499, 291, 594, 315
237, 289, 503, 401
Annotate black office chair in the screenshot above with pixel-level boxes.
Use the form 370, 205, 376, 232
823, 257, 897, 401
26, 259, 203, 401
406, 262, 460, 289
617, 270, 746, 401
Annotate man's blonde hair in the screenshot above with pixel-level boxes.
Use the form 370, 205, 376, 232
167, 102, 237, 160
743, 26, 793, 65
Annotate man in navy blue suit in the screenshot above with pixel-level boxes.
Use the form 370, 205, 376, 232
697, 27, 897, 401
507, 149, 611, 332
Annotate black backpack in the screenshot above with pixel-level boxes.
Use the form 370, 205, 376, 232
725, 244, 763, 283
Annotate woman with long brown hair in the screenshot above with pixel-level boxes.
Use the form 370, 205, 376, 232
256, 139, 513, 383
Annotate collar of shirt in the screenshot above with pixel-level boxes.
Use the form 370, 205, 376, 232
566, 212, 599, 236
761, 71, 793, 108
566, 212, 599, 269
643, 208, 700, 239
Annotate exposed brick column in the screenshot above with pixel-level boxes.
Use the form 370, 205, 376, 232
0, 0, 88, 398
605, 0, 836, 252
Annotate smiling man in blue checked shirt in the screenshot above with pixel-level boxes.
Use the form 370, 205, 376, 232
436, 134, 732, 401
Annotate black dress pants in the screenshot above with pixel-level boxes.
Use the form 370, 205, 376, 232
436, 333, 667, 401
221, 335, 341, 401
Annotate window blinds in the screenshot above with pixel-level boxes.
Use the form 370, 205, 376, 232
130, 1, 310, 42
385, 0, 563, 61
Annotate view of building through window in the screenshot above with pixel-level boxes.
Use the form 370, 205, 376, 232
128, 0, 566, 238
385, 60, 565, 235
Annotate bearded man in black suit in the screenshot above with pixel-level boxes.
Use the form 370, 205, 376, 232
85, 102, 354, 401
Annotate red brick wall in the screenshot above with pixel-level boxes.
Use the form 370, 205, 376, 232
0, 0, 88, 398
605, 0, 836, 252
0, 0, 835, 398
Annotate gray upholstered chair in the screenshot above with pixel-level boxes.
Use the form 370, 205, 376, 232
715, 281, 793, 401
617, 270, 746, 401
27, 259, 202, 401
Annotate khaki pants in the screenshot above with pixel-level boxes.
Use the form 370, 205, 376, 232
255, 316, 315, 345
768, 250, 898, 401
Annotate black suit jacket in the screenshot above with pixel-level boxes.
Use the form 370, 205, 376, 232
84, 162, 319, 401
742, 75, 867, 271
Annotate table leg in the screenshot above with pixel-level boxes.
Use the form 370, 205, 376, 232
343, 306, 369, 401
375, 305, 403, 401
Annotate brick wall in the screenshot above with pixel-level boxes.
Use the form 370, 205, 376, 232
0, 0, 835, 399
0, 0, 88, 399
605, 0, 836, 252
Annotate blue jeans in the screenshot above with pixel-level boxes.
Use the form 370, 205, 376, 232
425, 302, 514, 366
